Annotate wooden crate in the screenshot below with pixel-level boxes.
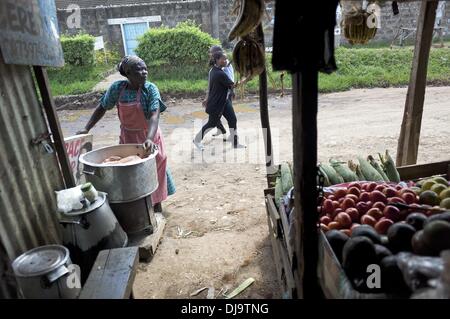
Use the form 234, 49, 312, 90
268, 160, 450, 299
318, 160, 450, 299
265, 188, 298, 298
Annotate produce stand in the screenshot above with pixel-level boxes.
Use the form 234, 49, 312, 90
262, 1, 449, 299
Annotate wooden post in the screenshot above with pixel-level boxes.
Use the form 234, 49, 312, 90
292, 69, 321, 299
33, 66, 76, 188
396, 0, 438, 166
256, 25, 274, 185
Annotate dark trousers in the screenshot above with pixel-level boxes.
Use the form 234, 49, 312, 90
196, 99, 238, 144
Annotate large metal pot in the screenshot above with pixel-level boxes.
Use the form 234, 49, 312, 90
79, 144, 158, 203
12, 245, 81, 299
60, 192, 128, 283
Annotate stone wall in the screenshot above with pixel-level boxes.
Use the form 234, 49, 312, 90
57, 0, 213, 55
339, 1, 450, 45
56, 0, 450, 55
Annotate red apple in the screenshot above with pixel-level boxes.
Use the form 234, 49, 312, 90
374, 218, 394, 235
372, 201, 386, 211
366, 207, 383, 220
335, 212, 352, 229
348, 187, 361, 197
341, 198, 356, 211
383, 187, 397, 198
383, 205, 401, 222
356, 202, 370, 215
370, 190, 387, 204
320, 215, 332, 225
361, 214, 377, 227
345, 208, 360, 223
348, 182, 361, 190
359, 192, 371, 202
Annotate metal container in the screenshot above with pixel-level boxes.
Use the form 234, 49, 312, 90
60, 192, 128, 283
110, 194, 157, 237
12, 245, 80, 299
79, 144, 158, 203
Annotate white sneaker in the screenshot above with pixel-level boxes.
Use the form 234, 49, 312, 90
193, 140, 205, 151
233, 143, 246, 149
212, 129, 225, 137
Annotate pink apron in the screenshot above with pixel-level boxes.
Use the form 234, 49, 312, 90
117, 86, 168, 205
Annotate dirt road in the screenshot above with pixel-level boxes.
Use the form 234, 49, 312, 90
59, 86, 450, 299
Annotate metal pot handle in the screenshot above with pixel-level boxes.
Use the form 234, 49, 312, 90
46, 265, 69, 284
59, 217, 90, 229
82, 166, 97, 175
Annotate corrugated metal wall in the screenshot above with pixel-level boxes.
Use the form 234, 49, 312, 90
0, 53, 66, 296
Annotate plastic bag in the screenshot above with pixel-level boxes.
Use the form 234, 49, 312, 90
411, 250, 450, 299
55, 186, 83, 213
396, 252, 444, 292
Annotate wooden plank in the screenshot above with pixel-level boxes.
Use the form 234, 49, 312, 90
267, 215, 288, 297
128, 213, 166, 262
33, 66, 75, 188
278, 202, 294, 267
79, 247, 139, 299
256, 24, 275, 185
397, 160, 450, 180
396, 0, 439, 166
292, 69, 321, 299
265, 194, 281, 238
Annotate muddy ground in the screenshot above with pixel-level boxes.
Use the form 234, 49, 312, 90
58, 86, 450, 299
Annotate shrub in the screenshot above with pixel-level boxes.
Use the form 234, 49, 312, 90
61, 33, 95, 66
135, 20, 220, 66
94, 48, 121, 66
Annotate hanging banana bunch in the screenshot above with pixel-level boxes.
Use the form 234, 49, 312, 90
228, 0, 266, 42
232, 36, 265, 85
229, 0, 266, 84
340, 0, 378, 45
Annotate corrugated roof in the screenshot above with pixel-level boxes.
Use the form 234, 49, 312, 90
0, 55, 65, 262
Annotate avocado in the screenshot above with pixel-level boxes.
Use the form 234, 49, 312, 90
425, 212, 450, 226
433, 176, 449, 186
419, 190, 440, 206
405, 212, 428, 231
374, 244, 392, 263
380, 255, 410, 294
351, 225, 382, 244
325, 230, 349, 263
422, 220, 450, 255
411, 230, 434, 256
342, 237, 378, 288
387, 223, 416, 253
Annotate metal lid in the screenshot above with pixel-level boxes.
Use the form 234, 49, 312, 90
12, 245, 70, 277
63, 191, 107, 216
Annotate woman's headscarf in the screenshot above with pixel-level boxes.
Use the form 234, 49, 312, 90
117, 55, 145, 77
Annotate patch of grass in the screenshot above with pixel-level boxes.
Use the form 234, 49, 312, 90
49, 46, 450, 97
150, 47, 450, 96
48, 64, 113, 96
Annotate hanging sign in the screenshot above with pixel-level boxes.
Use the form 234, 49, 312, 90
0, 0, 64, 67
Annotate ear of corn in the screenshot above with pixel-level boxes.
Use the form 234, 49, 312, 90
358, 156, 384, 181
379, 150, 401, 183
318, 165, 332, 187
367, 155, 390, 182
280, 162, 294, 195
320, 163, 344, 185
330, 159, 359, 182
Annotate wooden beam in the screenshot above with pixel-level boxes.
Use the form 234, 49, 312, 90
256, 25, 274, 186
396, 0, 438, 166
33, 66, 75, 188
292, 69, 321, 299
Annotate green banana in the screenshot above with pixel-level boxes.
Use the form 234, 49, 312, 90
228, 0, 265, 41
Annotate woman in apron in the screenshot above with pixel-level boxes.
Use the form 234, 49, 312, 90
77, 56, 175, 212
